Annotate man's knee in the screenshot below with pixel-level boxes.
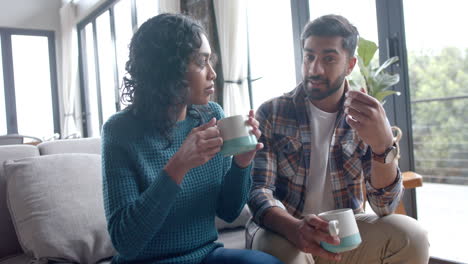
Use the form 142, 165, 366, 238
252, 228, 314, 264
383, 214, 429, 262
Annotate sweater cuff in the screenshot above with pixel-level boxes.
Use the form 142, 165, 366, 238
231, 159, 253, 172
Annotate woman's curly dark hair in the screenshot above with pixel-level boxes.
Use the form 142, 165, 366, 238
121, 13, 206, 140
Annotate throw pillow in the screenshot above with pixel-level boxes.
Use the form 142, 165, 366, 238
5, 153, 115, 263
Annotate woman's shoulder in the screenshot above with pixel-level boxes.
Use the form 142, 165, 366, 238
192, 101, 225, 121
207, 101, 224, 118
102, 108, 139, 138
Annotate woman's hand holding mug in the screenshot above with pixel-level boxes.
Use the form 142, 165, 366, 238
165, 118, 222, 183
217, 110, 263, 168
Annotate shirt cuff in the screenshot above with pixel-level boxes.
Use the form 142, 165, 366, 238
252, 193, 287, 226
367, 167, 403, 195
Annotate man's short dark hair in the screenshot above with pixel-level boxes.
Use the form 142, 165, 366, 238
301, 14, 359, 57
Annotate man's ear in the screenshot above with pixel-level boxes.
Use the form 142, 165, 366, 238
346, 56, 357, 75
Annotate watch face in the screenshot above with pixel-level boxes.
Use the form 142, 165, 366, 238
384, 147, 398, 163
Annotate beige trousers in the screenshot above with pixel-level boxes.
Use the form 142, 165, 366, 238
252, 214, 429, 264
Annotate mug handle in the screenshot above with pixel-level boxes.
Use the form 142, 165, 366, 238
328, 220, 340, 236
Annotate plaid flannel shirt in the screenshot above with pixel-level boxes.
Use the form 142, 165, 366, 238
246, 82, 403, 246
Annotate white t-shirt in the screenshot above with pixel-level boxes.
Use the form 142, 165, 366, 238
302, 100, 337, 215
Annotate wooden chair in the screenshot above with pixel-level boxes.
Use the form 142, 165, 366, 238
395, 171, 423, 215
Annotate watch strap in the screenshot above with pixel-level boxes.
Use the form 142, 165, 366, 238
372, 142, 397, 163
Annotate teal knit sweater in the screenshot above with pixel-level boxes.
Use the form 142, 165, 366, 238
102, 102, 252, 264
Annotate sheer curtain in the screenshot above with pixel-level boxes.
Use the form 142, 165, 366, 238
59, 1, 81, 138
213, 0, 250, 117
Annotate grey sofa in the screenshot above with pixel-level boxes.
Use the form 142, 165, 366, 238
0, 138, 249, 264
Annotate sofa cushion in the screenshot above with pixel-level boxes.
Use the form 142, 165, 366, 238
0, 145, 39, 259
4, 153, 115, 263
38, 137, 100, 155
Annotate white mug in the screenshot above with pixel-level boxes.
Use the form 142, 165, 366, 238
318, 208, 362, 253
217, 115, 257, 156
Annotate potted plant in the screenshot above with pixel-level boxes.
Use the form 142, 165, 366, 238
350, 37, 400, 103
350, 37, 402, 158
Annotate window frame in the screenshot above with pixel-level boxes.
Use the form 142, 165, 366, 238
290, 0, 310, 84
375, 0, 418, 219
0, 27, 60, 135
77, 0, 140, 137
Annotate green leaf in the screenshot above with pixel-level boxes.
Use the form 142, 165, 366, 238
366, 76, 379, 96
355, 37, 401, 102
357, 56, 371, 92
374, 72, 400, 89
375, 56, 399, 76
357, 37, 378, 67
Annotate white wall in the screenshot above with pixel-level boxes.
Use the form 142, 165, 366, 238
0, 0, 62, 30
0, 0, 62, 69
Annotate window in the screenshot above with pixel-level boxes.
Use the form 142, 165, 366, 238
0, 37, 6, 134
114, 0, 134, 110
83, 24, 101, 137
78, 0, 158, 137
246, 0, 297, 110
404, 0, 468, 262
309, 0, 378, 42
12, 35, 55, 137
96, 11, 117, 124
0, 28, 59, 139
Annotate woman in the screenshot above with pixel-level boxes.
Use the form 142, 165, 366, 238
101, 13, 283, 264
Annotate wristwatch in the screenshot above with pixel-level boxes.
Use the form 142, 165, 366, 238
372, 142, 398, 164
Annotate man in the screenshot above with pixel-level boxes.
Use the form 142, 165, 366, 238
246, 14, 429, 264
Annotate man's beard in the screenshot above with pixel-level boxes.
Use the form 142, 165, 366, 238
304, 72, 346, 100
